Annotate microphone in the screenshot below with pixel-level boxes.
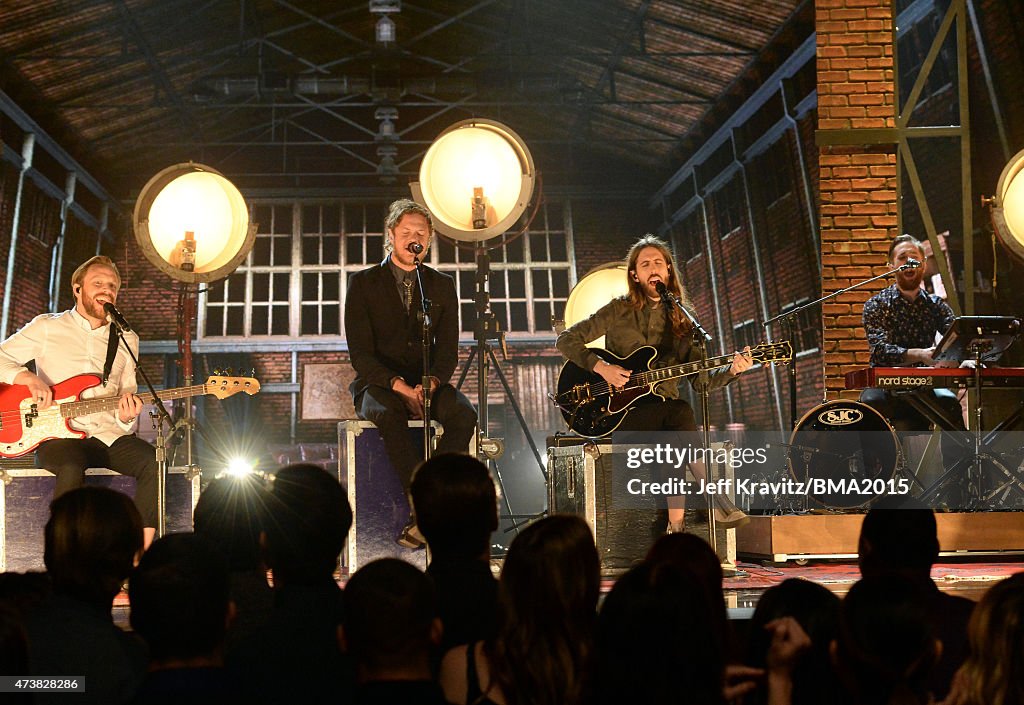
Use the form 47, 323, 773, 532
103, 302, 133, 332
655, 281, 670, 299
407, 242, 424, 255
899, 258, 921, 271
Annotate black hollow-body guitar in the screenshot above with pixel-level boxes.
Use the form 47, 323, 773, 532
552, 342, 793, 438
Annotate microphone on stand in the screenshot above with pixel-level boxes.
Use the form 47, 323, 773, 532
408, 242, 424, 255
103, 302, 133, 332
900, 258, 921, 270
654, 280, 673, 303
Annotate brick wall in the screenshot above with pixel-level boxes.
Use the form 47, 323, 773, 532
817, 0, 898, 400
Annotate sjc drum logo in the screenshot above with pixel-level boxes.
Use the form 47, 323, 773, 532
817, 407, 864, 426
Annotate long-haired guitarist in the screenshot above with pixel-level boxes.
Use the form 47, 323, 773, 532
0, 256, 157, 547
556, 235, 752, 533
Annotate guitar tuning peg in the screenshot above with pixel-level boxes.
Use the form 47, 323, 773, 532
212, 368, 223, 376
224, 367, 234, 376
249, 367, 256, 378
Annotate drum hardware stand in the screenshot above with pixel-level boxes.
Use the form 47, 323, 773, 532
764, 260, 921, 430
108, 315, 175, 538
454, 246, 549, 543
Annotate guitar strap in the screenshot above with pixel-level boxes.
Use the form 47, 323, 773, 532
101, 325, 119, 386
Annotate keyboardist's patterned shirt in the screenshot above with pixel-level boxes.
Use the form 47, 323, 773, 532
863, 284, 955, 366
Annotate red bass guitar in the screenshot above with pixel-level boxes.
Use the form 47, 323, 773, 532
0, 374, 260, 458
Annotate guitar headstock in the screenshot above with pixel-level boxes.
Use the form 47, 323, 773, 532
750, 341, 794, 365
205, 377, 261, 399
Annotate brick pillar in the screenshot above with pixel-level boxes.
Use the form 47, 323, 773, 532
816, 0, 897, 400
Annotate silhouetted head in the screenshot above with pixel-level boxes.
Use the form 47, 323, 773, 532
342, 558, 439, 678
263, 464, 352, 585
410, 454, 498, 560
129, 533, 231, 663
44, 486, 143, 605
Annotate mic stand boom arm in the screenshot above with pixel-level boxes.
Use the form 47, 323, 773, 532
762, 261, 918, 430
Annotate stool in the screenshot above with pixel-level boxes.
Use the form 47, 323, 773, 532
0, 466, 201, 572
338, 420, 445, 573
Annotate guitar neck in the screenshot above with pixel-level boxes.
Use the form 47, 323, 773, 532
633, 353, 736, 386
60, 384, 208, 419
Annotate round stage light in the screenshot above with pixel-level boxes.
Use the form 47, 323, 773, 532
224, 457, 255, 478
410, 119, 535, 242
133, 163, 256, 283
992, 148, 1024, 264
563, 262, 629, 349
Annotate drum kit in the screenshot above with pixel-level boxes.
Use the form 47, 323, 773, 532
559, 263, 1024, 513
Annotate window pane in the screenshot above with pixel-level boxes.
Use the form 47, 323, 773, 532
273, 273, 290, 300
437, 239, 456, 263
228, 274, 247, 303
273, 237, 291, 266
252, 273, 269, 301
205, 308, 223, 336
531, 270, 550, 298
492, 302, 508, 330
253, 205, 272, 230
322, 305, 340, 335
323, 204, 340, 233
302, 236, 319, 265
552, 269, 569, 298
549, 235, 567, 262
366, 235, 383, 263
508, 271, 525, 298
272, 306, 289, 335
302, 273, 319, 300
302, 205, 319, 233
461, 303, 475, 332
273, 205, 291, 232
251, 305, 268, 335
530, 233, 548, 261
533, 302, 552, 331
227, 307, 245, 336
323, 274, 339, 301
547, 205, 563, 230
346, 236, 363, 265
458, 271, 475, 299
506, 237, 524, 263
252, 238, 271, 266
322, 235, 340, 265
510, 302, 528, 331
345, 205, 365, 232
301, 305, 319, 335
491, 272, 506, 298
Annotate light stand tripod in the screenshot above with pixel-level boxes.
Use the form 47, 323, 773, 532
455, 245, 549, 539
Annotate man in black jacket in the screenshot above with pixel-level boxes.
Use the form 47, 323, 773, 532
345, 199, 477, 548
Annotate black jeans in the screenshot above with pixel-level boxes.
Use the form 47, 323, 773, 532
36, 435, 159, 527
356, 383, 477, 491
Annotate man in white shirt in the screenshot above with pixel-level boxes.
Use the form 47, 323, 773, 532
0, 255, 156, 546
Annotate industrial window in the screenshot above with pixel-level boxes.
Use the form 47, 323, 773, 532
200, 199, 573, 339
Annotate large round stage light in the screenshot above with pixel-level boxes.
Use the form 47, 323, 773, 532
133, 163, 256, 283
410, 119, 535, 242
991, 148, 1024, 264
563, 262, 629, 349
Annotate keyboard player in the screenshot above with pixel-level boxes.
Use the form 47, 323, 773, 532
860, 234, 967, 498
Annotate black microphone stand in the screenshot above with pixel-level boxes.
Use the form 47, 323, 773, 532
413, 249, 433, 462
762, 260, 921, 430
108, 314, 175, 538
658, 284, 721, 556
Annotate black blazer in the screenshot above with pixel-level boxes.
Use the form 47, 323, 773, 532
346, 257, 460, 399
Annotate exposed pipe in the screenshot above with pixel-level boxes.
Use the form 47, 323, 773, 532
49, 171, 77, 313
2, 133, 35, 339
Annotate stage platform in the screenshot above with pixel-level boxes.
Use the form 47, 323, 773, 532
735, 512, 1024, 563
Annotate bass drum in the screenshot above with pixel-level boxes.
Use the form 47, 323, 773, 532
562, 262, 628, 349
788, 400, 901, 509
